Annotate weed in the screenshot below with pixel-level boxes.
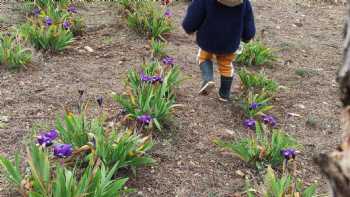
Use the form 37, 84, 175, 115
305, 115, 318, 128
102, 36, 113, 45
295, 68, 319, 78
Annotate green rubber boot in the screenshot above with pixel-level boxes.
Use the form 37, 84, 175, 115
199, 60, 215, 95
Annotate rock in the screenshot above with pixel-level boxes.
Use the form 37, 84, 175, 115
295, 104, 306, 109
235, 170, 245, 177
223, 129, 235, 136
84, 46, 94, 53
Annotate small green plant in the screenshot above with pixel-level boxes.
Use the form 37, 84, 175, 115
238, 68, 279, 95
236, 40, 277, 66
305, 115, 318, 128
55, 110, 155, 171
114, 84, 177, 131
0, 33, 32, 69
29, 0, 71, 10
114, 61, 182, 131
295, 68, 319, 78
150, 38, 166, 58
240, 91, 273, 118
127, 61, 182, 96
55, 112, 90, 148
214, 123, 300, 170
245, 166, 317, 197
33, 1, 85, 36
0, 145, 130, 197
94, 128, 155, 172
127, 1, 172, 39
19, 23, 74, 52
118, 0, 142, 11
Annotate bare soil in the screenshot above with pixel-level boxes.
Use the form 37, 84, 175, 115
0, 0, 346, 196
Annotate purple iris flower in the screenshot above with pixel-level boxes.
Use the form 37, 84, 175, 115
164, 9, 172, 17
243, 118, 256, 130
141, 73, 152, 82
67, 5, 77, 13
262, 115, 277, 127
281, 148, 297, 160
249, 102, 264, 110
53, 144, 73, 158
140, 73, 163, 84
137, 114, 152, 125
44, 16, 53, 26
33, 8, 40, 16
37, 129, 58, 147
62, 20, 70, 30
152, 76, 163, 84
162, 56, 174, 66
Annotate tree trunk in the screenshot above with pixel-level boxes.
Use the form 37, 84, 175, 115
314, 0, 350, 196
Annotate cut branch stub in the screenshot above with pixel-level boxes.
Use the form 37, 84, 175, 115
338, 0, 350, 106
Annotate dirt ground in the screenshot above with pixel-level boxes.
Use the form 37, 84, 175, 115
0, 0, 346, 196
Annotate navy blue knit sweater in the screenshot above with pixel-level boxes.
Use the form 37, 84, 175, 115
182, 0, 256, 54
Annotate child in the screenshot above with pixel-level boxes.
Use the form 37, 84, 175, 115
182, 0, 256, 102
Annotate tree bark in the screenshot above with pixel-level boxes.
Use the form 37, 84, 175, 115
314, 0, 350, 196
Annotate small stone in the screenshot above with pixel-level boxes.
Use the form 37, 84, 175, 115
287, 112, 302, 117
223, 129, 235, 136
84, 46, 94, 53
295, 104, 306, 109
235, 170, 245, 177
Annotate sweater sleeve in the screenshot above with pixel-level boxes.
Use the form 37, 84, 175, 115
182, 0, 206, 34
241, 0, 256, 42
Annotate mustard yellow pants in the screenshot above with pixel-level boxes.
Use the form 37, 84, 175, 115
197, 49, 236, 77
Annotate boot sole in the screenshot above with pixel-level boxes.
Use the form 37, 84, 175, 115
217, 93, 230, 102
199, 81, 215, 95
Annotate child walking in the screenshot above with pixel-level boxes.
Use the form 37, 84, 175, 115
182, 0, 256, 101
